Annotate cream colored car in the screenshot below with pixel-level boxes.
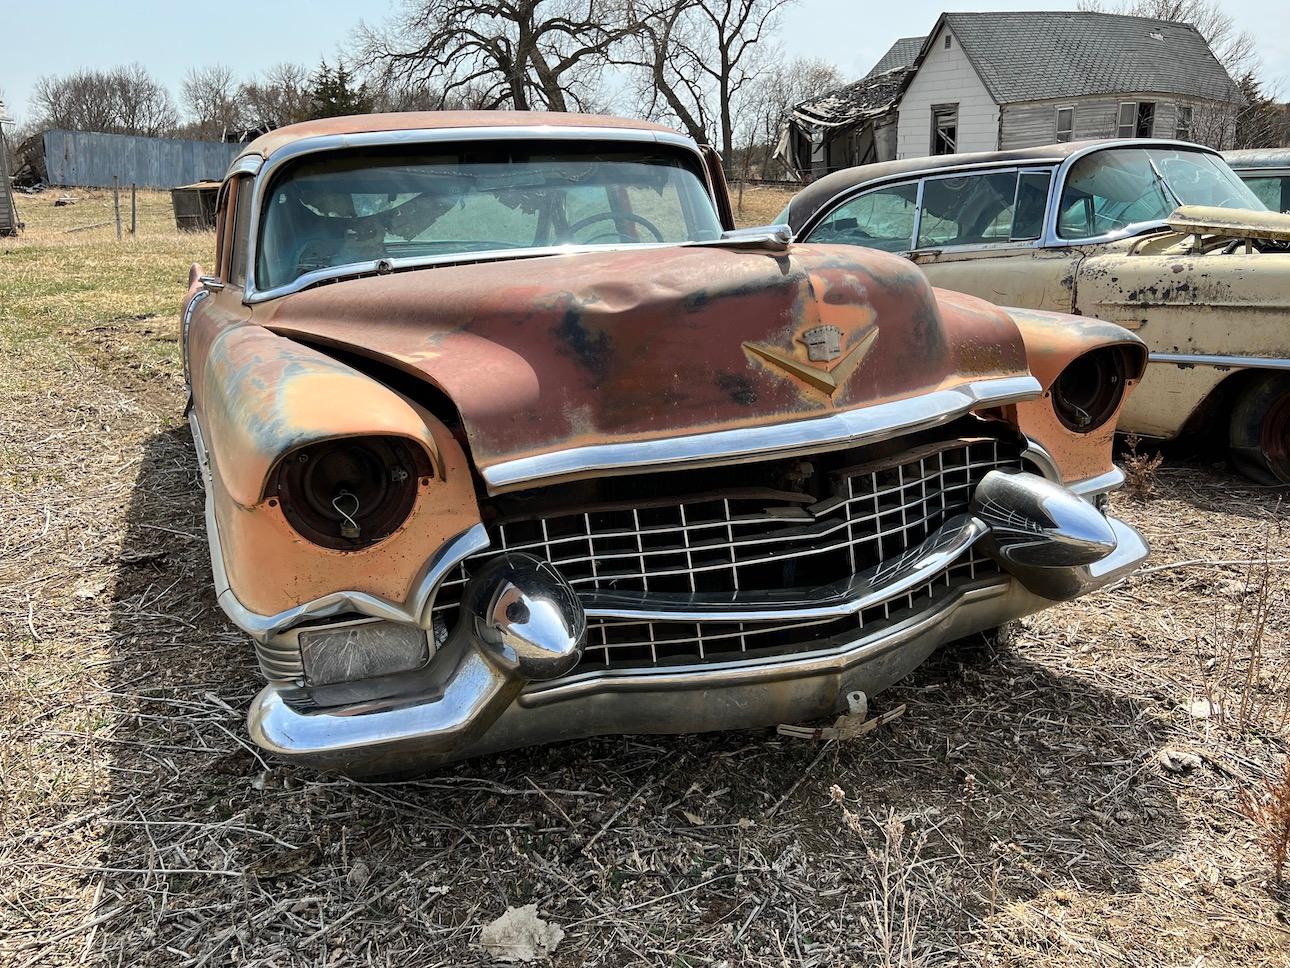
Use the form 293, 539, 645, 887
782, 139, 1290, 483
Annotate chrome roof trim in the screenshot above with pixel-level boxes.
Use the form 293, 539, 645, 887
481, 374, 1043, 490
235, 125, 712, 304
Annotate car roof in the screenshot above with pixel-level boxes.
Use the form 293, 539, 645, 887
784, 138, 1218, 229
234, 111, 687, 164
1223, 148, 1290, 170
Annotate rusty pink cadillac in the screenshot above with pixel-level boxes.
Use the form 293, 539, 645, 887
182, 112, 1148, 773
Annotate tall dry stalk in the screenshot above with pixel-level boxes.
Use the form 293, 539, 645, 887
830, 787, 929, 968
1192, 512, 1288, 731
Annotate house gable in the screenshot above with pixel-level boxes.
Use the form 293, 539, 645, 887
895, 20, 999, 159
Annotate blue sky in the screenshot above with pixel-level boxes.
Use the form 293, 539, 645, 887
3, 0, 1288, 124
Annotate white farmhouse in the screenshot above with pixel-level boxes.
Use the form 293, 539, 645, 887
779, 10, 1243, 179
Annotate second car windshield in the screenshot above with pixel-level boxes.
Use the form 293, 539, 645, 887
1057, 146, 1266, 239
255, 142, 724, 290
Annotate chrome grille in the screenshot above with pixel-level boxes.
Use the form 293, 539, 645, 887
433, 436, 1020, 668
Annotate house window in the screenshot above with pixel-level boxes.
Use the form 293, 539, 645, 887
945, 34, 952, 49
1176, 104, 1194, 140
931, 104, 958, 155
1118, 101, 1157, 138
1055, 107, 1075, 142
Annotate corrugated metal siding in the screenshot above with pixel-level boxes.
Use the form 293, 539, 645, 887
0, 129, 17, 236
42, 129, 244, 189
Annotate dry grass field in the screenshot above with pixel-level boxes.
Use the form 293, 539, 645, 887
1, 186, 1288, 966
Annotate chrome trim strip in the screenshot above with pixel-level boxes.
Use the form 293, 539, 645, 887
1021, 437, 1125, 498
189, 411, 491, 649
226, 154, 264, 178
482, 375, 1042, 489
238, 125, 715, 304
518, 579, 1013, 708
1149, 351, 1290, 371
1069, 466, 1125, 498
581, 516, 985, 621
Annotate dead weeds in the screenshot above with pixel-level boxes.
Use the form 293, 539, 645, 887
1, 194, 1289, 967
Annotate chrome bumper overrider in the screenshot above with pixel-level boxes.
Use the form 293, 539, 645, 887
242, 469, 1149, 774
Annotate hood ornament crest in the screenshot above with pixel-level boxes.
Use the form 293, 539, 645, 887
743, 323, 879, 396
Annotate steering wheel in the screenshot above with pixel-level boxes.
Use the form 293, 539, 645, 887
565, 211, 665, 244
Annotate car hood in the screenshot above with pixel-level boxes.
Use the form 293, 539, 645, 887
1167, 204, 1290, 242
264, 244, 1034, 487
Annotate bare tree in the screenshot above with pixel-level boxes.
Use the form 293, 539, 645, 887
182, 64, 244, 139
239, 63, 313, 131
623, 0, 794, 157
357, 0, 644, 112
31, 65, 178, 136
738, 54, 842, 176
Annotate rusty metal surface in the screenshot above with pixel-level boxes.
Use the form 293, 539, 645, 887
263, 244, 1032, 484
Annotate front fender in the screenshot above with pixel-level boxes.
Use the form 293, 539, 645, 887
195, 324, 481, 618
1004, 307, 1146, 486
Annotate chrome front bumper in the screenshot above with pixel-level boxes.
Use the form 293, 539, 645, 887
245, 471, 1148, 775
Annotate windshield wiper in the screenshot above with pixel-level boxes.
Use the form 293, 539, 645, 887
1147, 157, 1183, 209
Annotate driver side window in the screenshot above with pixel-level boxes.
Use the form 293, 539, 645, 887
811, 183, 918, 252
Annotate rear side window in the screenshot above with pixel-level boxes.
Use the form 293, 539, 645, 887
916, 170, 1050, 247
228, 177, 255, 286
810, 183, 918, 252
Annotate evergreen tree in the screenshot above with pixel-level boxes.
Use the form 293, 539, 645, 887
309, 60, 375, 118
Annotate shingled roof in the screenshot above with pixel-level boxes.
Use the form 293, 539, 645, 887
866, 36, 925, 78
937, 11, 1241, 104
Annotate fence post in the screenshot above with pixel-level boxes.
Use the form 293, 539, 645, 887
113, 176, 121, 241
130, 184, 137, 236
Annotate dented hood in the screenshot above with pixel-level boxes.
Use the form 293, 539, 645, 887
265, 244, 1033, 483
1167, 204, 1290, 242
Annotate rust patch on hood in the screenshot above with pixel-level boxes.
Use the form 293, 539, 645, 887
265, 244, 1031, 478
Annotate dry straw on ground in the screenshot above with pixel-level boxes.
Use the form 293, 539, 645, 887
1, 188, 1288, 966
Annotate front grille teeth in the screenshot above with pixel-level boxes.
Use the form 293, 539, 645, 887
432, 437, 1019, 669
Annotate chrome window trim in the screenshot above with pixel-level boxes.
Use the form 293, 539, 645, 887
1042, 139, 1231, 247
807, 165, 1057, 256
799, 140, 1229, 251
236, 125, 716, 304
1149, 351, 1290, 371
481, 374, 1042, 489
797, 156, 1065, 240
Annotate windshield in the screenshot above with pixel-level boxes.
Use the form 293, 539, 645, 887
255, 142, 724, 290
1057, 146, 1266, 239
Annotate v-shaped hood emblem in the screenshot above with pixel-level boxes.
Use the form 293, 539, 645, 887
743, 324, 880, 397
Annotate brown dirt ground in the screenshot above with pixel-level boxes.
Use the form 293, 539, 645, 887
0, 188, 1288, 967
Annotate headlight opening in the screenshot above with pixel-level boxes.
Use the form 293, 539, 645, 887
1051, 347, 1129, 433
273, 436, 430, 550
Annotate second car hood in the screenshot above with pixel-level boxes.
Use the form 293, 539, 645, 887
1167, 204, 1290, 242
265, 243, 1032, 483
